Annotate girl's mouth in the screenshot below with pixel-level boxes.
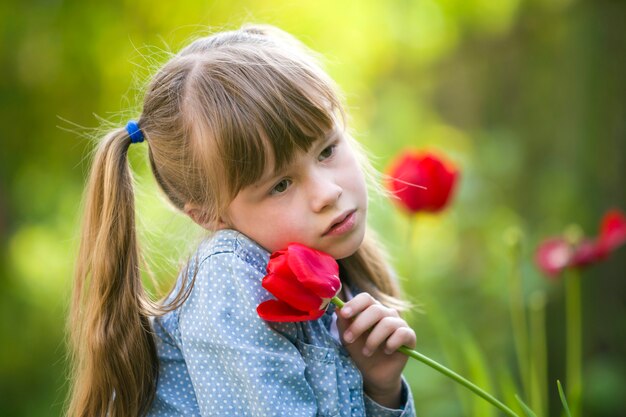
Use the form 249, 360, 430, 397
323, 210, 357, 236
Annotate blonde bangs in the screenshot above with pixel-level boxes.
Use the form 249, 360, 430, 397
182, 44, 345, 212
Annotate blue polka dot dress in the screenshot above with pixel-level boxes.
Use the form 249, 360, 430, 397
147, 229, 416, 417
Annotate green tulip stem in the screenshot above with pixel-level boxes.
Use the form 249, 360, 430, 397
506, 230, 531, 401
331, 296, 344, 307
330, 297, 520, 417
565, 269, 582, 417
529, 291, 548, 417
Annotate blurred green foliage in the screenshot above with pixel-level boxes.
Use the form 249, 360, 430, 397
1, 0, 624, 416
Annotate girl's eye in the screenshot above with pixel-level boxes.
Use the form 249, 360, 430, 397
270, 179, 292, 195
318, 144, 337, 161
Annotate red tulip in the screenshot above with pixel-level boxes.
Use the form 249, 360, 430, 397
535, 208, 626, 278
535, 237, 602, 278
386, 150, 459, 213
257, 243, 342, 322
596, 209, 626, 257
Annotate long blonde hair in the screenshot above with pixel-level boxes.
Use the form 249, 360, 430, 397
68, 24, 409, 417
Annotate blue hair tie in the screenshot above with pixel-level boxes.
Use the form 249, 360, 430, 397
126, 120, 144, 144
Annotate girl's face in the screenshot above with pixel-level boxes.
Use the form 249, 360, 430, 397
221, 130, 368, 259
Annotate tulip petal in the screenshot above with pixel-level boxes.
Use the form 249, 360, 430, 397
267, 249, 290, 275
598, 209, 626, 255
420, 155, 442, 210
286, 243, 341, 298
570, 239, 602, 267
535, 237, 572, 278
433, 157, 459, 211
389, 153, 428, 212
257, 299, 325, 322
261, 271, 324, 313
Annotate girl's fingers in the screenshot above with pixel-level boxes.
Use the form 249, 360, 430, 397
384, 326, 417, 353
342, 303, 399, 344
340, 292, 383, 319
360, 316, 406, 356
342, 303, 386, 343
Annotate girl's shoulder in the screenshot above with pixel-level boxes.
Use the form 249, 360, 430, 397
175, 229, 299, 339
195, 229, 270, 274
162, 229, 270, 310
179, 229, 271, 303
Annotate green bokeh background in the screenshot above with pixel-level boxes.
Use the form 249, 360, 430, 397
1, 1, 624, 416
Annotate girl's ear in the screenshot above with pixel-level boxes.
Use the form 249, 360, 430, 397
183, 203, 230, 231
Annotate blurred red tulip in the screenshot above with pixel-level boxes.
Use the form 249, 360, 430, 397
535, 237, 601, 278
386, 151, 459, 213
596, 209, 626, 257
257, 243, 341, 322
535, 208, 626, 278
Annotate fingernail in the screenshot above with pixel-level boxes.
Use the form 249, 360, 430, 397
362, 347, 371, 357
344, 331, 353, 343
342, 307, 352, 318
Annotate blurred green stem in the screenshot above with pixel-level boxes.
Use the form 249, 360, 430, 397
529, 291, 547, 417
332, 297, 521, 417
406, 216, 418, 282
565, 269, 582, 417
424, 298, 473, 415
557, 380, 572, 417
506, 229, 531, 400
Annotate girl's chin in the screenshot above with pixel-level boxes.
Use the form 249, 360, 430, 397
264, 227, 365, 259
331, 248, 359, 260
324, 234, 366, 260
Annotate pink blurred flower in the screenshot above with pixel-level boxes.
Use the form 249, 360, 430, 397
535, 238, 600, 278
535, 208, 626, 278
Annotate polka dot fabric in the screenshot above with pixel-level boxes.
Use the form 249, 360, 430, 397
147, 229, 416, 417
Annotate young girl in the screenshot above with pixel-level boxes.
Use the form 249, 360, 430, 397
68, 24, 417, 417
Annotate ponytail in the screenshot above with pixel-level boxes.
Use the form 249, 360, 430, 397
67, 128, 158, 417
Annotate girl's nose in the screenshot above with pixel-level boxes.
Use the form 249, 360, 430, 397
309, 175, 342, 212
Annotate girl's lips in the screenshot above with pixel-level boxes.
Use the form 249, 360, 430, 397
323, 210, 357, 236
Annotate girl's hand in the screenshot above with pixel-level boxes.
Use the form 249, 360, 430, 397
336, 292, 416, 409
